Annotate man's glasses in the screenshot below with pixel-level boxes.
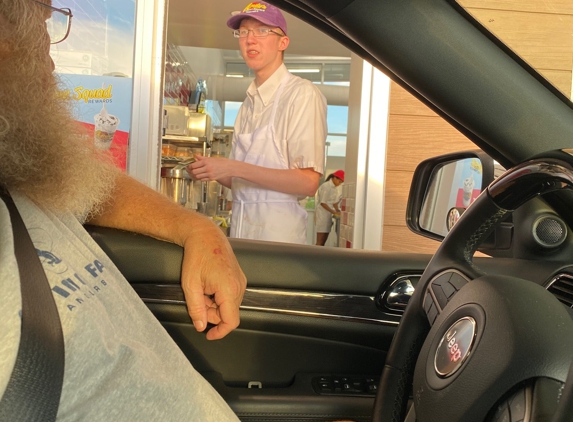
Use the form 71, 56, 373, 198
33, 1, 73, 44
233, 28, 282, 38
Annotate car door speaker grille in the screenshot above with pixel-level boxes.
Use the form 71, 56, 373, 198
546, 273, 573, 308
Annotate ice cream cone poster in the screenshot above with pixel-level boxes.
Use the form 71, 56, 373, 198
56, 74, 132, 170
49, 0, 135, 171
94, 104, 120, 150
455, 158, 482, 208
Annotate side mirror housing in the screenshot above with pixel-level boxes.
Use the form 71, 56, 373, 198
406, 151, 499, 241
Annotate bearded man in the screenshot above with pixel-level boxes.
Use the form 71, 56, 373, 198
0, 1, 245, 420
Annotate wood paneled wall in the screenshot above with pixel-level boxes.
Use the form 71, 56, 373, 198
461, 0, 573, 98
383, 84, 477, 254
381, 1, 573, 254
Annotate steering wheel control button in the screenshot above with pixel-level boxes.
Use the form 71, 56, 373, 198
432, 283, 449, 309
424, 292, 433, 313
487, 385, 529, 422
434, 316, 477, 378
508, 388, 526, 421
439, 278, 457, 298
424, 292, 439, 325
427, 303, 438, 325
429, 272, 470, 311
490, 403, 510, 422
449, 273, 469, 291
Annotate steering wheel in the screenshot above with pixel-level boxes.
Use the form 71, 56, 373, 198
373, 156, 573, 422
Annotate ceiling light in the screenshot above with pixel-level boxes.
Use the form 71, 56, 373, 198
226, 74, 244, 78
289, 68, 320, 73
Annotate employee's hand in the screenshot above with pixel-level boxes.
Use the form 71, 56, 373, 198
187, 155, 235, 182
180, 221, 247, 340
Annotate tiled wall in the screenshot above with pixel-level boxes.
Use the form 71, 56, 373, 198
338, 182, 356, 248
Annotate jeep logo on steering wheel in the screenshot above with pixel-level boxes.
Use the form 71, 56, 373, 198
434, 317, 477, 378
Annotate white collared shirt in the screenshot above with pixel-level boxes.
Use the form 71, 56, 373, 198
232, 64, 327, 173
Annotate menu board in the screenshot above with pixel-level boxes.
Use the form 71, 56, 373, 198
50, 0, 136, 170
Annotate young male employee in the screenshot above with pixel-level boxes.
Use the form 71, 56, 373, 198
188, 1, 327, 244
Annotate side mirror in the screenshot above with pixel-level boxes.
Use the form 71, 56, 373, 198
406, 151, 497, 241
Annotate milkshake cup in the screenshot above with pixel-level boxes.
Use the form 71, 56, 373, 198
462, 173, 475, 207
94, 106, 120, 150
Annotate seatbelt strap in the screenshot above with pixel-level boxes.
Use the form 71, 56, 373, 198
0, 192, 65, 421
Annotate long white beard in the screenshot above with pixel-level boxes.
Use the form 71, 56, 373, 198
0, 53, 118, 220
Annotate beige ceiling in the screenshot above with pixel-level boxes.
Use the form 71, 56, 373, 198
166, 0, 351, 58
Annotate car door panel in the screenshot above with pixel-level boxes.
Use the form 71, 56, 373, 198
87, 225, 430, 420
86, 226, 561, 420
143, 302, 393, 420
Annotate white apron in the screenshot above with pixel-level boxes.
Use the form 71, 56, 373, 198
230, 74, 307, 244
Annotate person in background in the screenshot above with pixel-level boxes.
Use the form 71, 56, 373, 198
315, 170, 344, 246
187, 1, 327, 244
0, 1, 245, 420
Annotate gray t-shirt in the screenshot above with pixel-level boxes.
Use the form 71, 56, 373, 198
0, 192, 239, 421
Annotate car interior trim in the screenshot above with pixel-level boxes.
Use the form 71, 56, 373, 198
132, 284, 401, 326
488, 158, 573, 211
545, 273, 573, 309
241, 288, 399, 325
377, 274, 421, 314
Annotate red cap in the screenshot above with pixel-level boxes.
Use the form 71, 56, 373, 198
332, 170, 345, 182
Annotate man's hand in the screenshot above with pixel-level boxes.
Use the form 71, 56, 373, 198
188, 155, 235, 183
179, 223, 247, 340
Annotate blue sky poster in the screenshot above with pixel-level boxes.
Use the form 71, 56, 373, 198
50, 0, 136, 169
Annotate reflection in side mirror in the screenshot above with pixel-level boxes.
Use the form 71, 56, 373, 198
446, 207, 466, 232
419, 158, 483, 237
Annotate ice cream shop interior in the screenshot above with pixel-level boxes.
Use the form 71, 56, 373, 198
48, 0, 510, 253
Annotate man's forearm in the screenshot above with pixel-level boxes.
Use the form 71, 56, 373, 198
86, 173, 247, 341
217, 177, 232, 189
87, 172, 219, 246
231, 161, 320, 197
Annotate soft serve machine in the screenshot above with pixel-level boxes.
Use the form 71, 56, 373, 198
160, 105, 231, 227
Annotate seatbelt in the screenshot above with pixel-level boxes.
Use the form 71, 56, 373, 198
0, 192, 65, 421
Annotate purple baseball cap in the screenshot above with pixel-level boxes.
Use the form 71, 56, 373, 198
227, 2, 288, 35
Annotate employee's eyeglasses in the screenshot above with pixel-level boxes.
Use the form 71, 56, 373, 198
33, 1, 73, 44
233, 28, 282, 38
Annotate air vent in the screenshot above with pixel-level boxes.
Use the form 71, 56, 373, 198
546, 274, 573, 308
